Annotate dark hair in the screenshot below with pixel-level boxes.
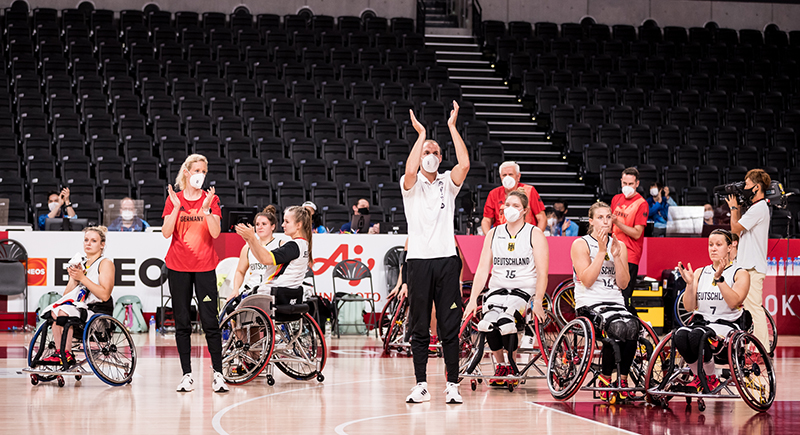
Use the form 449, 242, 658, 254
710, 228, 733, 245
544, 206, 556, 215
553, 198, 569, 210
745, 169, 771, 192
47, 190, 60, 199
254, 204, 278, 227
285, 205, 314, 262
650, 181, 662, 189
622, 167, 639, 180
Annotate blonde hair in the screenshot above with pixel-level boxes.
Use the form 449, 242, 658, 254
84, 225, 108, 243
586, 201, 611, 234
175, 154, 209, 191
285, 205, 313, 262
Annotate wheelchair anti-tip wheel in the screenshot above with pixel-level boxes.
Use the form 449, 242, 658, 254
273, 313, 327, 381
728, 331, 776, 412
547, 317, 596, 401
83, 314, 137, 386
220, 306, 275, 385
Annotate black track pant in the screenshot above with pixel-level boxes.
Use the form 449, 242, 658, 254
407, 256, 463, 384
168, 269, 223, 374
622, 262, 639, 316
674, 326, 715, 364
601, 340, 638, 376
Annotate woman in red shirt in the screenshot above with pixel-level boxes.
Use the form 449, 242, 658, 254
162, 154, 228, 393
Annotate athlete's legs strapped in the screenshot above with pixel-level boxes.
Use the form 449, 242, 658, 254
743, 269, 768, 347
577, 305, 638, 376
478, 292, 528, 336
408, 256, 463, 384
674, 326, 714, 364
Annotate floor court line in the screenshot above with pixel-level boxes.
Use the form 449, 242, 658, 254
211, 375, 415, 435
525, 401, 640, 435
333, 408, 530, 435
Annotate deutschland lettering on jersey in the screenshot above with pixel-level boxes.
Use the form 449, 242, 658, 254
697, 291, 726, 301
493, 257, 531, 266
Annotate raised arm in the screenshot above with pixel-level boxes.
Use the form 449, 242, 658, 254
202, 187, 221, 239
403, 110, 426, 191
235, 224, 277, 265
447, 101, 470, 187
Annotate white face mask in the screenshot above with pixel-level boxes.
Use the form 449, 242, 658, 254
421, 154, 440, 173
189, 172, 205, 189
502, 175, 517, 190
650, 188, 659, 197
48, 202, 60, 212
504, 206, 521, 223
121, 210, 135, 221
547, 218, 557, 227
622, 185, 636, 198
704, 210, 714, 220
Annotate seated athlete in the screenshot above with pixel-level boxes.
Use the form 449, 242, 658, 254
228, 205, 283, 302
464, 189, 549, 386
39, 226, 115, 365
675, 229, 750, 392
571, 202, 638, 401
234, 205, 312, 297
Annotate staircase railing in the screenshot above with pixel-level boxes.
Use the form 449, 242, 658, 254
472, 0, 483, 41
416, 0, 426, 34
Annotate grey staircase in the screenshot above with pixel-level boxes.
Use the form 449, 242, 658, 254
425, 34, 597, 219
422, 0, 459, 28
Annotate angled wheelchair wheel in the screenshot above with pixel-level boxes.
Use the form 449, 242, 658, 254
534, 310, 560, 361
765, 308, 777, 355
383, 296, 408, 354
644, 331, 676, 405
728, 331, 776, 412
547, 317, 595, 401
378, 295, 399, 343
83, 315, 137, 386
220, 306, 274, 385
541, 292, 553, 313
673, 290, 692, 328
553, 284, 576, 328
628, 320, 660, 389
28, 320, 57, 382
457, 312, 482, 378
274, 313, 327, 381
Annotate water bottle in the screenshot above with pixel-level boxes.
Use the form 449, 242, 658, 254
149, 316, 156, 340
795, 257, 800, 276
768, 258, 776, 276
788, 258, 795, 276
325, 318, 332, 338
778, 257, 785, 276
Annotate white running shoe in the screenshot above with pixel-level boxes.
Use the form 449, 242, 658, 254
176, 373, 194, 392
444, 382, 463, 404
406, 382, 431, 403
213, 371, 230, 393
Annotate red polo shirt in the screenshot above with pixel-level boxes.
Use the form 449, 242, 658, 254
610, 193, 649, 265
483, 183, 545, 227
162, 191, 221, 272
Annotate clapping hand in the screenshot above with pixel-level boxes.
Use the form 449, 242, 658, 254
167, 185, 180, 207
409, 109, 426, 136
202, 186, 217, 211
447, 100, 460, 128
609, 234, 621, 258
235, 223, 257, 243
677, 262, 695, 284
597, 227, 609, 252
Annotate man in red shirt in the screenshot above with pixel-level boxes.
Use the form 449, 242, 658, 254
610, 167, 649, 314
481, 161, 546, 234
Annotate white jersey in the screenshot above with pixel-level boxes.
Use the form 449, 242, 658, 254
244, 238, 281, 289
260, 238, 310, 291
42, 255, 109, 318
695, 264, 743, 324
574, 235, 625, 309
488, 223, 538, 295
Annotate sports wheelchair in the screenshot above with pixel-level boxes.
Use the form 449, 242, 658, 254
218, 287, 327, 386
546, 305, 660, 404
458, 289, 557, 392
22, 298, 138, 387
551, 278, 577, 327
644, 314, 776, 412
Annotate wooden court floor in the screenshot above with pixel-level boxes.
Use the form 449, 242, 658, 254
1, 332, 799, 435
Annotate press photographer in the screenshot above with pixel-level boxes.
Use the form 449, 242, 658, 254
723, 169, 771, 348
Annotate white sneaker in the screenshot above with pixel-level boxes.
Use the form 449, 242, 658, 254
406, 382, 431, 403
176, 373, 194, 392
213, 371, 230, 393
445, 382, 462, 404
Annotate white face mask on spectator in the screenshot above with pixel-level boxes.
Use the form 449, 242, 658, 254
650, 188, 659, 197
547, 218, 557, 227
48, 202, 60, 212
622, 185, 636, 198
502, 175, 517, 190
504, 206, 521, 223
121, 210, 134, 221
421, 154, 439, 173
189, 173, 205, 189
704, 210, 714, 220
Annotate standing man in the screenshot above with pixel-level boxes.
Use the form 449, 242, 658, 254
726, 169, 771, 348
610, 167, 649, 315
481, 161, 546, 234
402, 101, 469, 404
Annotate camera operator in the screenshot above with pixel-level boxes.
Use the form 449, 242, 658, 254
725, 169, 770, 348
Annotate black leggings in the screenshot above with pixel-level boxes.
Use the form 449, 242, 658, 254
486, 329, 518, 353
577, 307, 638, 376
674, 326, 728, 364
168, 269, 223, 374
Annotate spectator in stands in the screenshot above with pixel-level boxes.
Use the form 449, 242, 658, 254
647, 182, 670, 237
340, 198, 378, 233
610, 167, 649, 315
38, 188, 76, 230
715, 203, 731, 225
544, 207, 578, 237
703, 203, 716, 225
552, 199, 579, 236
108, 197, 150, 232
726, 169, 771, 349
663, 186, 678, 207
302, 201, 328, 234
481, 161, 546, 235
